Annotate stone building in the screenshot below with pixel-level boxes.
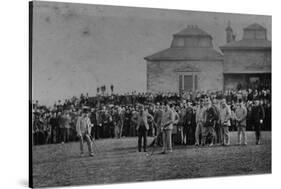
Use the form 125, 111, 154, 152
220, 23, 271, 90
144, 25, 224, 93
144, 23, 271, 93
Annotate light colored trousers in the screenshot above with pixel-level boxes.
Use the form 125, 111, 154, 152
237, 125, 247, 145
114, 122, 123, 138
195, 122, 203, 145
220, 126, 230, 145
162, 129, 172, 152
79, 133, 93, 154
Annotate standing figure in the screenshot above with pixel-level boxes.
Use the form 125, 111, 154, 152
131, 105, 153, 152
182, 101, 193, 145
148, 105, 156, 137
251, 99, 265, 145
171, 105, 180, 145
129, 108, 138, 137
57, 112, 65, 143
96, 110, 102, 139
195, 99, 205, 146
219, 99, 231, 145
76, 109, 94, 157
202, 98, 217, 146
49, 112, 58, 143
63, 112, 71, 143
90, 108, 97, 140
212, 98, 221, 144
161, 103, 175, 153
235, 99, 247, 145
123, 107, 131, 137
118, 107, 125, 138
100, 107, 111, 138
113, 107, 123, 139
149, 103, 163, 147
178, 102, 186, 145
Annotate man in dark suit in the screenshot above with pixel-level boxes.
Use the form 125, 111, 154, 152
149, 103, 163, 147
202, 97, 217, 146
252, 99, 265, 145
123, 107, 132, 137
113, 107, 124, 139
131, 105, 153, 152
49, 111, 59, 144
90, 108, 97, 139
183, 101, 193, 145
212, 98, 221, 145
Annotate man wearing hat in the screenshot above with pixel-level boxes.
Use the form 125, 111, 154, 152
113, 106, 124, 139
195, 99, 205, 146
202, 97, 217, 146
219, 99, 231, 146
131, 104, 153, 152
62, 111, 71, 143
211, 98, 221, 145
149, 103, 163, 147
49, 111, 59, 144
251, 99, 265, 145
182, 101, 193, 145
161, 103, 175, 153
235, 99, 247, 145
76, 108, 94, 157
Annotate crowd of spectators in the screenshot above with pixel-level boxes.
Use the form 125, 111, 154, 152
32, 88, 271, 146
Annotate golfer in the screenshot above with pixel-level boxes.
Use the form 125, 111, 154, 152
76, 108, 94, 157
161, 103, 174, 154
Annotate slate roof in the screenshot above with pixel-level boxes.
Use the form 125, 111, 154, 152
144, 26, 222, 61
144, 47, 223, 61
173, 26, 212, 38
220, 23, 271, 50
220, 39, 271, 50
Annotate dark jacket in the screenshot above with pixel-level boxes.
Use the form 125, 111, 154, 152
184, 107, 193, 126
251, 105, 265, 123
204, 106, 217, 127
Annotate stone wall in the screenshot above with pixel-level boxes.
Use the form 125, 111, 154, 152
223, 49, 271, 73
146, 60, 223, 93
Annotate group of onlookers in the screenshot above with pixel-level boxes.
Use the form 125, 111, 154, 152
32, 88, 271, 150
130, 95, 268, 155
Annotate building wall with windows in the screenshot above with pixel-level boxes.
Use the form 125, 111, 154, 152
145, 25, 224, 93
146, 60, 223, 93
145, 23, 271, 93
220, 23, 271, 90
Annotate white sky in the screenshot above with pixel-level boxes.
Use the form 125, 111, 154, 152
32, 1, 271, 105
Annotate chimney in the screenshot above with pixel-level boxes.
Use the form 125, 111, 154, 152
226, 21, 235, 43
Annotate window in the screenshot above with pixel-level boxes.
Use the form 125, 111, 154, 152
172, 37, 185, 47
179, 73, 198, 92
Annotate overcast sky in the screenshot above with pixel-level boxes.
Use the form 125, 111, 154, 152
32, 1, 271, 105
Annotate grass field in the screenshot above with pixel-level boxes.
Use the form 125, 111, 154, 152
32, 131, 271, 188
